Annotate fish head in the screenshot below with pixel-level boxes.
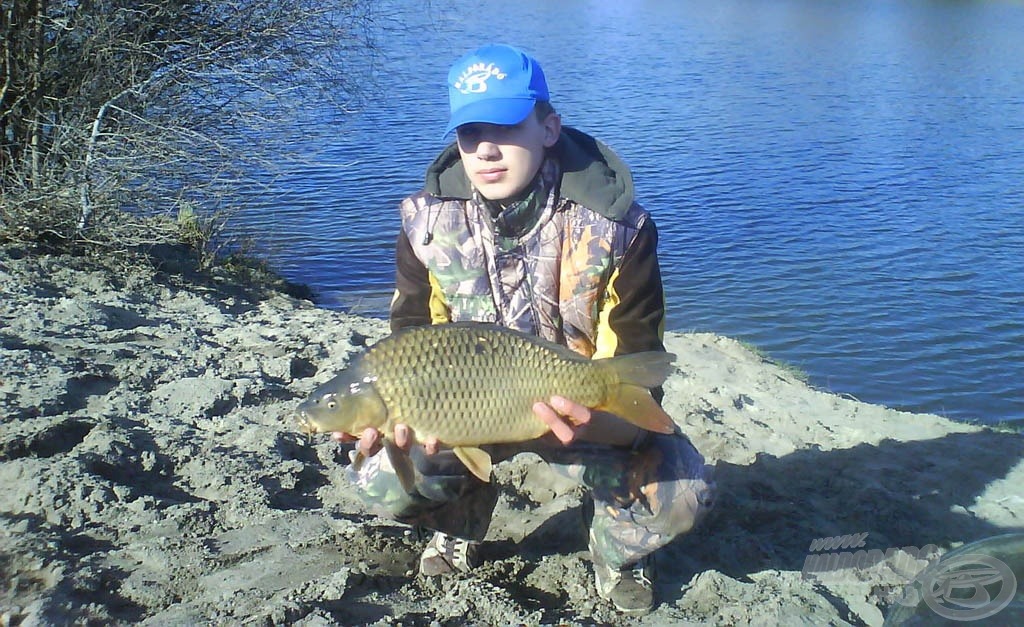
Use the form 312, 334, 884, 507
295, 366, 388, 437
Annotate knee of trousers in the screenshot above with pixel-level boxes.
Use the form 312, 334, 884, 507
345, 448, 495, 519
632, 434, 718, 538
639, 465, 717, 539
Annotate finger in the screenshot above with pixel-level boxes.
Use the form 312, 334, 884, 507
533, 401, 576, 445
358, 428, 379, 456
394, 423, 411, 450
424, 436, 440, 455
550, 395, 592, 426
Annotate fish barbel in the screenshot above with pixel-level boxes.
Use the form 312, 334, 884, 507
295, 322, 676, 487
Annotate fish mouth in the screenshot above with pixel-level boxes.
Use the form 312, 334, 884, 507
294, 412, 323, 437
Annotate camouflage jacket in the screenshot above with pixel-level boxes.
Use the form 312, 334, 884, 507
390, 126, 666, 359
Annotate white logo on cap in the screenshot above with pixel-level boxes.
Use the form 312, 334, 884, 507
454, 62, 507, 94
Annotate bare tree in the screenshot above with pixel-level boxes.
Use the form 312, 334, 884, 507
0, 0, 386, 259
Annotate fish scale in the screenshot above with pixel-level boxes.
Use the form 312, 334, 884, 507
363, 324, 603, 444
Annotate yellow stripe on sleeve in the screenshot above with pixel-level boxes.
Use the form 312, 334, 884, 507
428, 271, 451, 324
593, 268, 622, 359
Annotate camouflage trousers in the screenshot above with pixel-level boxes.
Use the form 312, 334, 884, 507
344, 431, 715, 570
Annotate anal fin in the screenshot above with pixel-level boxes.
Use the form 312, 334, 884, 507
453, 446, 493, 483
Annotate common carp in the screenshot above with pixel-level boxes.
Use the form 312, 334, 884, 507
296, 322, 676, 487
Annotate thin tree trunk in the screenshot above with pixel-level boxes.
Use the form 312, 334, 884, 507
78, 100, 109, 232
28, 0, 44, 187
0, 5, 13, 182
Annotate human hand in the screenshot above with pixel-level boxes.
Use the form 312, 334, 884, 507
533, 396, 642, 447
330, 425, 440, 457
532, 395, 593, 445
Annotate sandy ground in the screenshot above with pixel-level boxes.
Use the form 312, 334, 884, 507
1, 243, 1022, 626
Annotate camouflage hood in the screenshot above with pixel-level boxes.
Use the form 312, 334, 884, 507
424, 126, 636, 221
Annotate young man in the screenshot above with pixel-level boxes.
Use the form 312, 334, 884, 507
338, 43, 714, 616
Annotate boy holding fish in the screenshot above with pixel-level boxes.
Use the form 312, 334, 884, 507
333, 43, 715, 616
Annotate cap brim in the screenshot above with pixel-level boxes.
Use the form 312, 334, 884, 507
443, 98, 537, 139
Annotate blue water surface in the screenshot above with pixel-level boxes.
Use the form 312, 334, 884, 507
235, 0, 1024, 424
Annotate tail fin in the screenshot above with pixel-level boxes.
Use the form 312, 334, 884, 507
596, 351, 677, 434
599, 351, 676, 388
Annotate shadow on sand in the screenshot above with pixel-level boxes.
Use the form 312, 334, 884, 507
660, 429, 1023, 591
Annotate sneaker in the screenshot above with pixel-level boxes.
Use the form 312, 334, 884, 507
593, 556, 654, 616
418, 531, 480, 576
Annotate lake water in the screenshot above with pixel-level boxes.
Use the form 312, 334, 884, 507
236, 0, 1024, 425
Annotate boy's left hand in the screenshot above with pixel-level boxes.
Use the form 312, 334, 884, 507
532, 395, 593, 445
533, 395, 640, 447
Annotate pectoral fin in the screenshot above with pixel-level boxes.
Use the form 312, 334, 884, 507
382, 437, 417, 494
453, 446, 493, 483
349, 448, 367, 471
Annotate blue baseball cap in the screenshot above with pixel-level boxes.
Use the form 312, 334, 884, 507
444, 44, 549, 138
